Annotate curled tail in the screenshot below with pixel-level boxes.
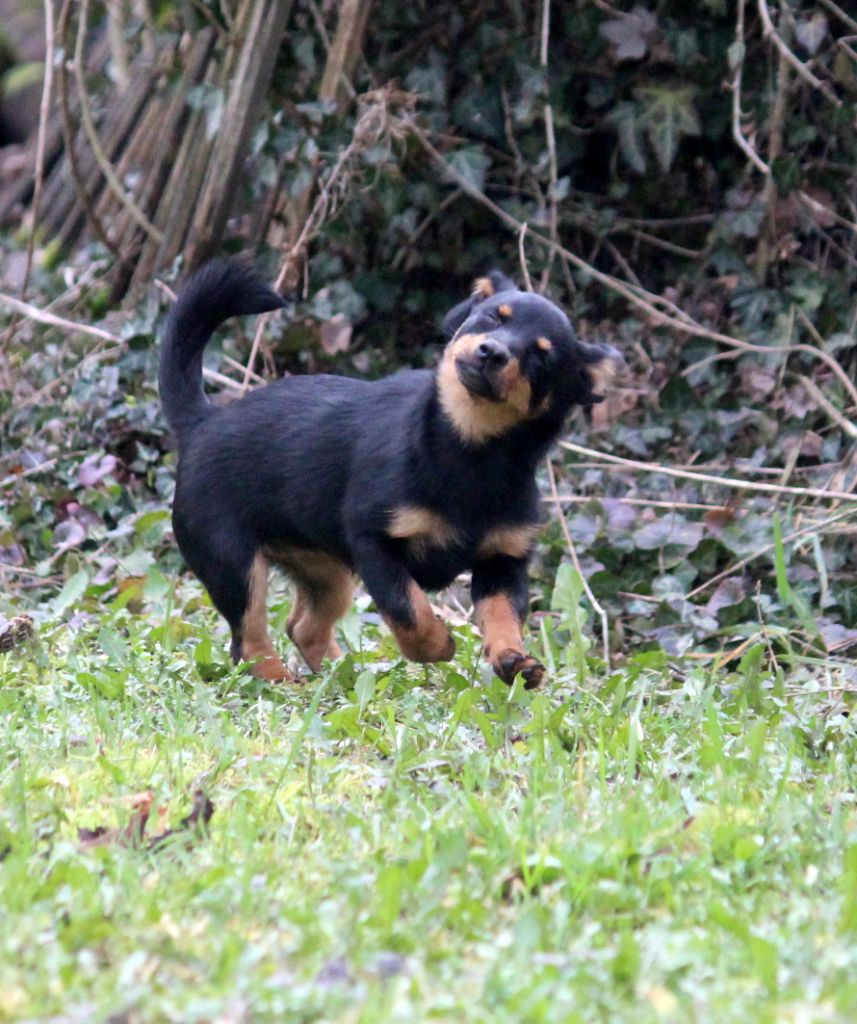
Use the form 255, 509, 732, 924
159, 259, 285, 440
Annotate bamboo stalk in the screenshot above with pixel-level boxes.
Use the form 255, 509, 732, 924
184, 0, 294, 267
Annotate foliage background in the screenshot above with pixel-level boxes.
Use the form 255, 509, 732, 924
2, 0, 855, 662
1, 2, 857, 1021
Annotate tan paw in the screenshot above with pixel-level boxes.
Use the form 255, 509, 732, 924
245, 649, 296, 683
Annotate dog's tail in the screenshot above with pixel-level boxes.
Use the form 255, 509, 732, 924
159, 259, 285, 439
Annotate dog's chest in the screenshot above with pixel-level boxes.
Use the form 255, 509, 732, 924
387, 504, 538, 585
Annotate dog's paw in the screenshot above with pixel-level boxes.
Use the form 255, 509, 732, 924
248, 654, 298, 684
493, 649, 546, 689
397, 619, 456, 663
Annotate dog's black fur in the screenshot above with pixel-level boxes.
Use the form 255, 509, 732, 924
160, 260, 622, 685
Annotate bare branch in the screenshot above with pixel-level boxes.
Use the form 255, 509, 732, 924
818, 0, 857, 33
518, 223, 533, 292
559, 440, 857, 503
797, 375, 857, 439
732, 0, 771, 174
0, 291, 119, 343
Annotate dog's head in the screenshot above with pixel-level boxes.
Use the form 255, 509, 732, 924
438, 273, 624, 444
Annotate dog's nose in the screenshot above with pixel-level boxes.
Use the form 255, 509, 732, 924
476, 338, 510, 367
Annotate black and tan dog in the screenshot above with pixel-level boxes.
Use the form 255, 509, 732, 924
159, 261, 622, 686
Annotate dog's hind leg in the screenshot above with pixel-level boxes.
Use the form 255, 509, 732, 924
188, 542, 293, 682
274, 549, 357, 672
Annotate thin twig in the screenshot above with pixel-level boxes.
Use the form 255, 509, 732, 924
732, 0, 771, 174
106, 0, 130, 91
518, 223, 533, 292
391, 188, 463, 271
616, 226, 703, 260
797, 375, 857, 439
200, 367, 246, 392
543, 494, 731, 513
798, 189, 857, 234
546, 458, 610, 668
819, 0, 855, 32
559, 440, 857, 502
0, 292, 119, 343
617, 213, 716, 228
1, 451, 86, 489
818, 0, 857, 32
221, 353, 264, 383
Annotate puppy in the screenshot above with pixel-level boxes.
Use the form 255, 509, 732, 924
159, 262, 622, 686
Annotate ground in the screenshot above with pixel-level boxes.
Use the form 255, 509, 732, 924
1, 570, 855, 1024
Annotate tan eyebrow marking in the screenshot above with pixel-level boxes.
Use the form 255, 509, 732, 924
537, 337, 552, 352
498, 304, 513, 318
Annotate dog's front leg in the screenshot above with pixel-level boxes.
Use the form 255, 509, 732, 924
472, 555, 545, 688
350, 535, 455, 663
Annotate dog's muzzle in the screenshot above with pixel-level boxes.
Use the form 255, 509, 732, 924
455, 338, 510, 401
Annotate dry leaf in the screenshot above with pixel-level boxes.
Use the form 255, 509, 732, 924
319, 314, 352, 355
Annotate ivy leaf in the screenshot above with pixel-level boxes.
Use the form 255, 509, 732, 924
727, 41, 745, 73
706, 578, 746, 617
319, 314, 352, 355
635, 86, 700, 172
50, 570, 90, 618
721, 199, 765, 239
633, 515, 703, 554
446, 147, 491, 192
78, 453, 117, 488
599, 6, 657, 62
605, 102, 647, 174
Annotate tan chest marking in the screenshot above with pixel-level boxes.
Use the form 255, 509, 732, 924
477, 524, 540, 560
388, 506, 461, 558
438, 333, 534, 445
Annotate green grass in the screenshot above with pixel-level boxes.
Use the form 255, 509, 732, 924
2, 571, 856, 1023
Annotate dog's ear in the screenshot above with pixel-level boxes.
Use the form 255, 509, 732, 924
580, 342, 625, 403
442, 271, 518, 340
